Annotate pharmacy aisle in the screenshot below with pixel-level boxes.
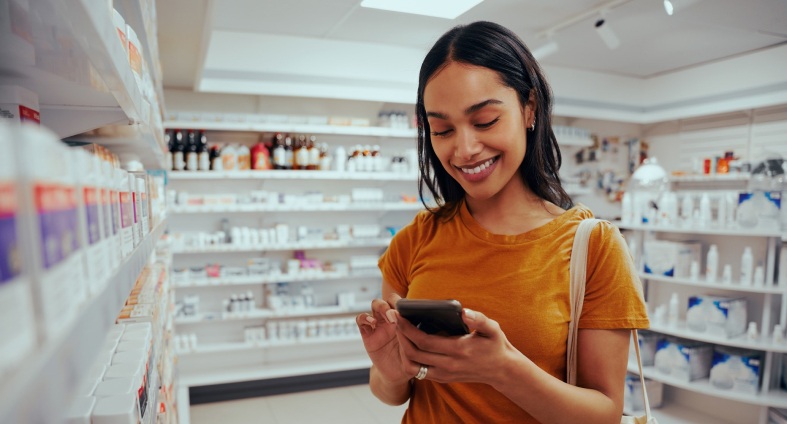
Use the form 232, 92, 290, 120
0, 0, 172, 421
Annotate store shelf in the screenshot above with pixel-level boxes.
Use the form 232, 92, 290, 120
669, 173, 751, 183
640, 273, 786, 294
647, 321, 787, 353
165, 120, 417, 138
176, 304, 368, 325
624, 403, 737, 424
0, 220, 167, 424
180, 335, 362, 357
171, 238, 392, 254
168, 170, 418, 181
170, 202, 423, 214
615, 222, 782, 238
174, 269, 382, 289
0, 0, 165, 169
180, 355, 371, 387
628, 362, 787, 408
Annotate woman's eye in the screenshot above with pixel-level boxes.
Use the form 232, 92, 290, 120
431, 129, 453, 137
475, 118, 499, 129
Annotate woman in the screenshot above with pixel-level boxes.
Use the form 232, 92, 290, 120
355, 21, 649, 423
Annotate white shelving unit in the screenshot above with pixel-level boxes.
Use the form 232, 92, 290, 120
0, 221, 167, 423
168, 170, 417, 181
168, 130, 421, 395
0, 0, 166, 169
624, 403, 738, 424
620, 183, 786, 423
165, 120, 417, 138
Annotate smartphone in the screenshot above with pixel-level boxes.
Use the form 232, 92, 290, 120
395, 299, 470, 336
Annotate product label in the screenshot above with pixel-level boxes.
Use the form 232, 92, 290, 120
141, 191, 148, 218
132, 192, 138, 223
0, 183, 21, 284
35, 183, 78, 269
83, 187, 101, 245
110, 190, 120, 235
119, 191, 132, 229
100, 188, 111, 237
129, 41, 142, 76
116, 28, 127, 52
19, 105, 40, 124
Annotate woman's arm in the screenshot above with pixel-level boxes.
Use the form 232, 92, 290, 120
493, 327, 629, 424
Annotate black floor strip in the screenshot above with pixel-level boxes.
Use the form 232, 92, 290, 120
189, 368, 371, 405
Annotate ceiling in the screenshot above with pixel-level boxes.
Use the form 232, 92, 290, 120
155, 0, 787, 121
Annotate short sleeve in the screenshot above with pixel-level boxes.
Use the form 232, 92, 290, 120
378, 211, 428, 296
578, 221, 650, 329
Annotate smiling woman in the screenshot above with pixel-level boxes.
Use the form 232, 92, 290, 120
355, 21, 650, 424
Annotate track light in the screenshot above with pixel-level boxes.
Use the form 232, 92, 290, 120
663, 0, 674, 15
594, 17, 620, 49
532, 40, 560, 60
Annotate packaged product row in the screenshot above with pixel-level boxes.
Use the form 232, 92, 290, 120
173, 316, 361, 354
66, 258, 176, 424
169, 187, 420, 208
634, 330, 767, 394
175, 282, 362, 319
623, 189, 785, 232
636, 238, 782, 287
171, 251, 378, 285
165, 129, 419, 174
166, 111, 413, 129
170, 222, 392, 250
0, 122, 165, 380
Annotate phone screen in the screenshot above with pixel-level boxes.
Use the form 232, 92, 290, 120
395, 299, 469, 336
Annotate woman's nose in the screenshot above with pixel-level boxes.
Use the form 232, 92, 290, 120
453, 127, 482, 160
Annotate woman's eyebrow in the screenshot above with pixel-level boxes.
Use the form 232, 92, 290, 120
426, 99, 503, 120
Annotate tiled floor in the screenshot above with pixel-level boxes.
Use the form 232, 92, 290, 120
190, 384, 408, 424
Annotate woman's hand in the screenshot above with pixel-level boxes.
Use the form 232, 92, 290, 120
356, 293, 413, 383
395, 308, 518, 386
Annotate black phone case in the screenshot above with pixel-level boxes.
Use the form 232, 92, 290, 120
396, 299, 469, 336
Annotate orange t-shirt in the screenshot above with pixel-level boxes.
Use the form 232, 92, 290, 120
379, 203, 650, 423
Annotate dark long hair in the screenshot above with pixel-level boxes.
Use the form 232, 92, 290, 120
416, 21, 572, 218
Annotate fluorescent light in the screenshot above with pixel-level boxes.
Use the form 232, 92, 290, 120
360, 0, 483, 20
532, 40, 559, 60
594, 18, 620, 50
663, 0, 674, 15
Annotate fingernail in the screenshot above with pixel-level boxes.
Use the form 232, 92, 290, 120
365, 315, 375, 324
386, 309, 397, 324
464, 308, 476, 320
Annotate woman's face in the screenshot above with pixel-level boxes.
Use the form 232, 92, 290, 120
423, 61, 534, 202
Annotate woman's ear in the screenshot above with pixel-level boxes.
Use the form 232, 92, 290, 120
526, 89, 537, 127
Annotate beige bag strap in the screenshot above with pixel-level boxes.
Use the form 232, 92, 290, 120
567, 219, 653, 420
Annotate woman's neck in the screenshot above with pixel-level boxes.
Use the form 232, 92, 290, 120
464, 178, 564, 235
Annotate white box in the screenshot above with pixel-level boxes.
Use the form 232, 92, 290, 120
654, 338, 712, 381
0, 85, 39, 124
643, 240, 701, 278
710, 347, 762, 394
629, 330, 660, 366
686, 295, 747, 338
624, 375, 663, 412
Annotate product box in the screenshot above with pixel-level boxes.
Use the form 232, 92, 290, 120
686, 295, 747, 338
629, 330, 660, 366
738, 191, 782, 231
654, 337, 713, 381
710, 347, 762, 393
643, 240, 701, 278
0, 85, 39, 125
624, 375, 663, 412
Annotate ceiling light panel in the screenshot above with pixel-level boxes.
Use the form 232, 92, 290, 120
360, 0, 483, 19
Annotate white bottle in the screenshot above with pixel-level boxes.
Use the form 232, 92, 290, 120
698, 193, 711, 228
334, 146, 347, 172
680, 194, 694, 224
747, 322, 758, 341
621, 192, 633, 224
668, 293, 679, 327
753, 264, 765, 286
774, 324, 785, 344
716, 193, 727, 228
722, 264, 733, 284
740, 247, 754, 286
706, 245, 719, 283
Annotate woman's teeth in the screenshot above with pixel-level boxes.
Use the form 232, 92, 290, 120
459, 157, 496, 174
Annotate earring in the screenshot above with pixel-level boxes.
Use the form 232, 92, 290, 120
530, 118, 536, 131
